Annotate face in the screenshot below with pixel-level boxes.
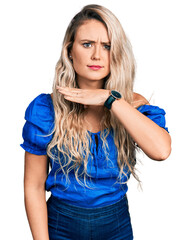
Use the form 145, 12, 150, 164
70, 20, 110, 87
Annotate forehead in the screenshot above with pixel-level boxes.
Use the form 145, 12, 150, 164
75, 20, 110, 42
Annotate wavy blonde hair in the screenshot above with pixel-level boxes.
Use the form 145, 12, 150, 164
47, 4, 139, 188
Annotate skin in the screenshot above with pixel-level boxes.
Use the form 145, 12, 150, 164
57, 19, 171, 160
70, 20, 111, 89
24, 19, 171, 240
24, 153, 49, 240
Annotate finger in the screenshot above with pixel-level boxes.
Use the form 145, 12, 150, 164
58, 89, 84, 98
61, 88, 81, 93
63, 95, 85, 104
57, 86, 83, 93
58, 90, 82, 98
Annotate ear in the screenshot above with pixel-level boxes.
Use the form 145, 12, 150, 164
69, 47, 73, 59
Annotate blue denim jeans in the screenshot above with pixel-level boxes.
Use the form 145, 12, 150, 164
47, 194, 133, 240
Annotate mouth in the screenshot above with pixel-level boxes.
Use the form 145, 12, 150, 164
87, 65, 103, 70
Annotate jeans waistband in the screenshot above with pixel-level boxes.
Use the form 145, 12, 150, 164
47, 194, 128, 217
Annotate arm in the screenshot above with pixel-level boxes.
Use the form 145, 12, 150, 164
111, 96, 171, 160
24, 152, 49, 240
56, 88, 171, 160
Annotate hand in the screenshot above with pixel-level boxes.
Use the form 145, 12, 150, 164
56, 86, 110, 106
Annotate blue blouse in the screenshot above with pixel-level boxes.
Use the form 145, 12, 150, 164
21, 94, 168, 208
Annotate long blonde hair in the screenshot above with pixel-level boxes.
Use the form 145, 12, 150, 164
47, 4, 138, 187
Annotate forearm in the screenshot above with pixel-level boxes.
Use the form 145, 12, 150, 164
24, 187, 49, 240
111, 98, 171, 160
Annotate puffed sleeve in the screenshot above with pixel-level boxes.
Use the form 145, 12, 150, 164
20, 94, 55, 155
137, 105, 169, 132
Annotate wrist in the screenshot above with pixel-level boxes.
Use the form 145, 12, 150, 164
110, 97, 125, 110
104, 90, 122, 109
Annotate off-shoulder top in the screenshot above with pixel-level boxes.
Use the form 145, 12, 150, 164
21, 94, 169, 208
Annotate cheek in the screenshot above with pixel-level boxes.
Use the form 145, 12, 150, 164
105, 56, 110, 72
72, 55, 84, 72
105, 53, 110, 66
72, 49, 86, 69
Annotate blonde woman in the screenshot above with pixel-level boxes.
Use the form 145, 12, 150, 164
21, 4, 171, 240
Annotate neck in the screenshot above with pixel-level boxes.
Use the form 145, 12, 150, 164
76, 77, 106, 111
77, 77, 105, 90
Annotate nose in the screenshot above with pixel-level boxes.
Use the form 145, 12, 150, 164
91, 44, 101, 60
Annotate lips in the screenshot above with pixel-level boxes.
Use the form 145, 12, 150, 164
87, 65, 103, 70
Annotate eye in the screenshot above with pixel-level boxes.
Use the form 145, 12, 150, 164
82, 42, 92, 48
103, 44, 111, 50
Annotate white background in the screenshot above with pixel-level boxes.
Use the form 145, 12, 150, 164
0, 0, 190, 239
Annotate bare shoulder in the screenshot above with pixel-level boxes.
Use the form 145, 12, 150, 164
132, 92, 150, 108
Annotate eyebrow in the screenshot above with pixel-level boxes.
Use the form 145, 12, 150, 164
80, 39, 111, 44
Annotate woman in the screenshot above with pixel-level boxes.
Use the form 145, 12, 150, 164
21, 4, 171, 240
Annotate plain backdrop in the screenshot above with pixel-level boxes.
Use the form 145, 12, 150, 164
0, 0, 190, 239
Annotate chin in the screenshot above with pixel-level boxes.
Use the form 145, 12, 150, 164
88, 73, 109, 81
